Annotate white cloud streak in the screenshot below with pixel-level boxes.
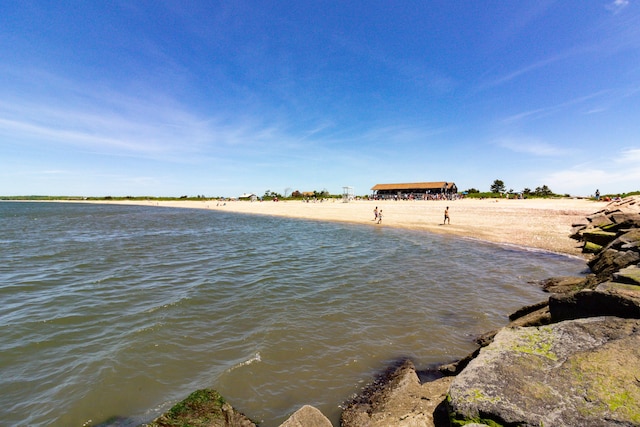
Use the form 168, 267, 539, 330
544, 148, 640, 195
606, 0, 630, 14
495, 136, 568, 156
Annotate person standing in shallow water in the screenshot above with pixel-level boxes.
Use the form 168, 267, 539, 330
444, 206, 450, 224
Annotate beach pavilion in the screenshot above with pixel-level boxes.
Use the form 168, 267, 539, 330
371, 181, 457, 199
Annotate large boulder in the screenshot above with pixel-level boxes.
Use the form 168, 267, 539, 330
278, 405, 332, 427
341, 359, 453, 427
572, 196, 640, 257
587, 229, 640, 281
549, 282, 640, 322
539, 275, 589, 294
144, 389, 256, 427
447, 317, 640, 427
615, 265, 640, 286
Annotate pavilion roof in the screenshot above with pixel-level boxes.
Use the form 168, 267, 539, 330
371, 181, 454, 191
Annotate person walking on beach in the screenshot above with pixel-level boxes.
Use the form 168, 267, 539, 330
444, 206, 450, 224
373, 206, 378, 221
377, 210, 383, 224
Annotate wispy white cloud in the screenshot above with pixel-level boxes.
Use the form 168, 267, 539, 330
0, 91, 297, 165
616, 147, 640, 163
480, 55, 565, 90
495, 136, 568, 156
606, 0, 630, 14
500, 90, 610, 124
544, 148, 640, 195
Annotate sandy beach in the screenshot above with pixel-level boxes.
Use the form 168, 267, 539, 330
85, 197, 610, 257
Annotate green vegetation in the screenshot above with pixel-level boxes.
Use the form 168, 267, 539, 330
601, 190, 640, 199
490, 179, 506, 194
448, 389, 505, 427
145, 389, 227, 427
509, 327, 558, 361
462, 180, 561, 199
568, 348, 640, 424
449, 415, 506, 427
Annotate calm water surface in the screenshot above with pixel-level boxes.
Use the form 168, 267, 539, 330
0, 202, 587, 426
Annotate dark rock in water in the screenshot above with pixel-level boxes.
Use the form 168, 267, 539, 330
508, 300, 548, 320
507, 304, 551, 328
539, 276, 587, 293
278, 405, 332, 427
341, 359, 452, 427
143, 389, 256, 427
447, 317, 640, 427
549, 283, 640, 322
439, 347, 484, 377
539, 276, 588, 294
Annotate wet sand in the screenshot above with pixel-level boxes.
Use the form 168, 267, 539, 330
86, 198, 608, 257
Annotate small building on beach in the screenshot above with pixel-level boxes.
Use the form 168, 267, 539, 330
371, 181, 457, 199
238, 193, 258, 201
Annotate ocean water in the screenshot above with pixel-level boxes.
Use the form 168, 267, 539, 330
0, 202, 587, 426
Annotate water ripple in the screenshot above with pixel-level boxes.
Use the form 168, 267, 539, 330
0, 202, 586, 426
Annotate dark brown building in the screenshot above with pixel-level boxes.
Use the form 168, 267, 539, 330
371, 181, 457, 198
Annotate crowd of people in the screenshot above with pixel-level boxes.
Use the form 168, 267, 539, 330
370, 192, 461, 201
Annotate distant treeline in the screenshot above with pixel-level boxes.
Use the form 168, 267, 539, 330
1, 190, 638, 202
0, 195, 220, 201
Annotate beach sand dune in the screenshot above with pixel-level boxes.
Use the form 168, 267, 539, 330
93, 198, 608, 257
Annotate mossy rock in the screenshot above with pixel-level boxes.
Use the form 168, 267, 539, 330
613, 266, 640, 286
582, 229, 618, 247
144, 389, 255, 427
447, 318, 640, 426
583, 241, 603, 254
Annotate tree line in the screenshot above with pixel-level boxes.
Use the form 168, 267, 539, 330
465, 179, 555, 197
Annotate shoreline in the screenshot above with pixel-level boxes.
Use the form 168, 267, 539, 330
63, 197, 609, 257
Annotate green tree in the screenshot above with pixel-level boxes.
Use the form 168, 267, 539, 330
263, 189, 282, 199
490, 179, 506, 193
534, 185, 553, 197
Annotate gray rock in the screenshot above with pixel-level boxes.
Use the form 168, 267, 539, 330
581, 229, 618, 246
447, 317, 640, 427
614, 265, 640, 286
585, 212, 614, 228
278, 405, 332, 427
341, 360, 452, 427
539, 276, 588, 294
609, 212, 640, 230
549, 282, 640, 321
587, 246, 640, 281
144, 388, 256, 427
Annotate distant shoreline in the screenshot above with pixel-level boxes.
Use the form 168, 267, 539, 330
53, 197, 609, 257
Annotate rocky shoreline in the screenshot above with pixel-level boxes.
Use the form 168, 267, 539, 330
144, 196, 640, 427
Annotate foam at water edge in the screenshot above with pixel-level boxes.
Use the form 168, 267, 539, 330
229, 352, 262, 371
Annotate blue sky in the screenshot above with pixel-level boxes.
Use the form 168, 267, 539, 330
1, 1, 639, 197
